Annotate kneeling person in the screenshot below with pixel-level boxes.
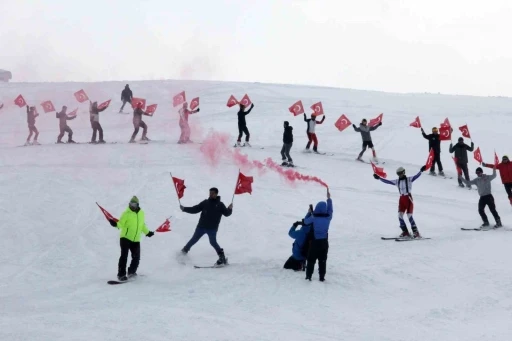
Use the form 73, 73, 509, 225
284, 220, 312, 271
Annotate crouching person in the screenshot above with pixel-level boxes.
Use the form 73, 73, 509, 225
284, 220, 312, 271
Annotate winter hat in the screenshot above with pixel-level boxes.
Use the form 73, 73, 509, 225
284, 121, 289, 126
475, 167, 483, 174
458, 137, 464, 142
130, 196, 139, 204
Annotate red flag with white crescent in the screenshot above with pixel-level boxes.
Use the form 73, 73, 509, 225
173, 91, 186, 107
156, 217, 172, 232
145, 104, 157, 116
131, 98, 146, 109
368, 113, 383, 127
494, 151, 500, 167
227, 95, 238, 108
14, 94, 27, 108
410, 116, 421, 128
74, 89, 89, 103
41, 100, 56, 113
459, 125, 471, 138
371, 161, 387, 178
310, 102, 324, 116
288, 100, 304, 116
67, 108, 78, 117
474, 147, 483, 163
97, 99, 111, 110
439, 126, 452, 141
440, 118, 451, 128
334, 114, 351, 132
425, 148, 435, 169
240, 94, 252, 107
190, 97, 200, 110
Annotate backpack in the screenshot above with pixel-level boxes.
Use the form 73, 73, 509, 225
300, 224, 315, 258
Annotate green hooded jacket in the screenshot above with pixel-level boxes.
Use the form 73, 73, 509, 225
116, 207, 150, 242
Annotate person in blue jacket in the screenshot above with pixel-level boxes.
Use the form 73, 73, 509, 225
303, 188, 332, 281
283, 220, 312, 271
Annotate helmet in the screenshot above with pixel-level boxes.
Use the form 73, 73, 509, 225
396, 167, 405, 175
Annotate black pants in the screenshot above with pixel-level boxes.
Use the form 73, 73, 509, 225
306, 239, 329, 279
430, 152, 443, 172
58, 126, 73, 142
280, 143, 293, 162
237, 124, 250, 142
457, 163, 470, 186
91, 122, 104, 142
478, 194, 500, 224
283, 256, 304, 271
358, 140, 374, 158
504, 183, 512, 199
131, 121, 148, 140
118, 238, 141, 277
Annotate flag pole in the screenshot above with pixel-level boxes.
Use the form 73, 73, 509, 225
232, 169, 240, 204
169, 172, 182, 206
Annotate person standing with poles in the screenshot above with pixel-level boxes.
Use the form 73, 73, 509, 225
119, 84, 133, 113
281, 121, 294, 166
449, 137, 474, 188
421, 127, 444, 176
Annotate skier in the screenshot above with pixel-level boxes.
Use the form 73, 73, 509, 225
178, 102, 200, 144
303, 113, 325, 153
89, 101, 107, 143
129, 103, 149, 143
56, 106, 76, 143
353, 119, 382, 162
236, 103, 254, 147
449, 137, 474, 188
373, 165, 427, 238
180, 187, 233, 266
284, 220, 312, 271
119, 84, 133, 113
281, 121, 294, 166
304, 188, 332, 282
108, 196, 155, 281
25, 105, 40, 145
421, 127, 444, 176
459, 167, 502, 228
482, 155, 512, 206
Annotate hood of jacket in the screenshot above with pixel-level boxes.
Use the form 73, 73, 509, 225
314, 201, 327, 214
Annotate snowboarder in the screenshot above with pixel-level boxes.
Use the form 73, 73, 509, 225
89, 101, 107, 143
449, 137, 474, 188
129, 103, 149, 143
482, 155, 512, 206
119, 84, 133, 113
353, 119, 382, 162
373, 166, 427, 238
25, 105, 39, 145
56, 106, 76, 143
303, 113, 325, 153
281, 121, 294, 166
459, 167, 502, 228
303, 188, 332, 282
108, 196, 155, 281
421, 127, 444, 176
178, 102, 200, 144
284, 220, 312, 271
236, 103, 254, 147
180, 187, 233, 266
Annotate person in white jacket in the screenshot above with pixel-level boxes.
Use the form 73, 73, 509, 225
303, 113, 325, 153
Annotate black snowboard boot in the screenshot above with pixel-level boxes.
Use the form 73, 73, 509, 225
215, 250, 227, 266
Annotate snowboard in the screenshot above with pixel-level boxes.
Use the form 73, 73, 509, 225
107, 274, 143, 284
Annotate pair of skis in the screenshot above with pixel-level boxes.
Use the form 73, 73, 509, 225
381, 236, 431, 242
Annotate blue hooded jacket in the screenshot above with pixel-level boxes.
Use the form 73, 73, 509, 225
303, 198, 333, 240
289, 224, 311, 260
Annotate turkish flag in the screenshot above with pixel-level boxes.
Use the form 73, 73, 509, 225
97, 99, 111, 110
495, 151, 500, 167
410, 116, 421, 128
173, 91, 186, 107
172, 176, 186, 199
227, 95, 238, 108
369, 113, 383, 127
371, 161, 387, 178
156, 218, 172, 232
235, 172, 253, 195
190, 97, 200, 110
310, 102, 324, 116
131, 97, 146, 109
41, 100, 56, 113
74, 89, 89, 103
425, 148, 435, 169
96, 202, 119, 223
145, 104, 157, 116
459, 125, 471, 138
440, 118, 451, 128
439, 126, 451, 141
288, 100, 304, 116
474, 147, 483, 163
240, 94, 252, 107
14, 94, 27, 108
334, 114, 351, 132
67, 108, 78, 117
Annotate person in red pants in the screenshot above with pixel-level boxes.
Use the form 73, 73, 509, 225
303, 113, 325, 153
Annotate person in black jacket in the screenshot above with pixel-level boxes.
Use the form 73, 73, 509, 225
449, 137, 474, 188
180, 187, 233, 265
56, 106, 76, 143
25, 105, 40, 145
236, 103, 254, 147
421, 127, 444, 176
119, 84, 133, 113
281, 121, 294, 166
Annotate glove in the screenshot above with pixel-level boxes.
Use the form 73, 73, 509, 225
379, 122, 382, 126
420, 165, 426, 172
147, 231, 154, 237
352, 124, 356, 128
109, 219, 117, 227
293, 222, 299, 228
197, 108, 200, 112
373, 173, 380, 180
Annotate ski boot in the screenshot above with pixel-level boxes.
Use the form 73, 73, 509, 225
68, 140, 76, 144
438, 171, 445, 176
495, 220, 503, 228
98, 140, 106, 144
429, 171, 437, 176
141, 136, 150, 141
481, 221, 490, 228
281, 159, 288, 166
24, 141, 31, 146
287, 161, 294, 167
458, 183, 465, 188
215, 250, 228, 266
117, 275, 128, 282
32, 140, 40, 145
243, 142, 251, 147
399, 229, 411, 238
127, 273, 137, 279
412, 226, 421, 238
129, 139, 136, 143
234, 141, 242, 147
56, 140, 64, 144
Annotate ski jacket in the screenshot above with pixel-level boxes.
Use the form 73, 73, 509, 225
183, 196, 232, 230
121, 86, 133, 102
133, 108, 145, 125
89, 104, 107, 123
116, 207, 150, 242
449, 142, 474, 164
179, 108, 199, 126
26, 107, 36, 125
379, 171, 422, 195
56, 110, 75, 128
353, 123, 380, 142
283, 125, 293, 143
460, 169, 497, 196
304, 114, 325, 134
289, 224, 311, 261
237, 105, 253, 127
483, 162, 512, 184
422, 132, 441, 154
303, 198, 333, 240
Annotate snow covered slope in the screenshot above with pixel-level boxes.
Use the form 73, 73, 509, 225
1, 80, 512, 341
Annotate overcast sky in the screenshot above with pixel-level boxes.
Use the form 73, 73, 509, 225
1, 0, 512, 96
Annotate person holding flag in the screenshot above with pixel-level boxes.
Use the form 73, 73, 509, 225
421, 127, 444, 176
353, 118, 382, 162
449, 137, 474, 188
56, 106, 76, 144
482, 155, 512, 206
129, 102, 149, 143
178, 102, 200, 144
89, 101, 107, 143
303, 113, 325, 153
236, 103, 254, 147
25, 105, 40, 145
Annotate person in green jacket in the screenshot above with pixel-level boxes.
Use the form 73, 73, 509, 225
109, 196, 154, 281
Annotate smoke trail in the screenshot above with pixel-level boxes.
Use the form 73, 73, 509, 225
263, 158, 328, 188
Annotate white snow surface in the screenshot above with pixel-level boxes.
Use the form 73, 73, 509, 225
1, 80, 512, 341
